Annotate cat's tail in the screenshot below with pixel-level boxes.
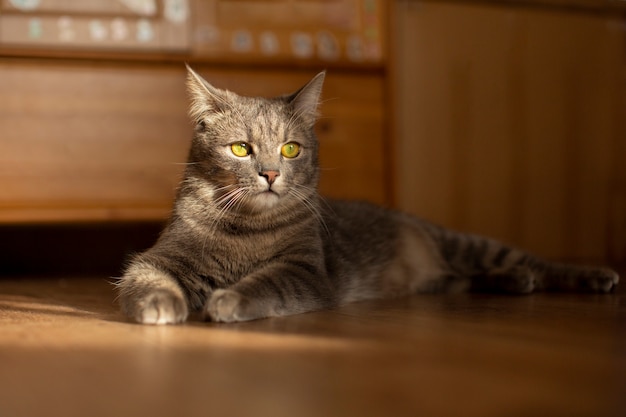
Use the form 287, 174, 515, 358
425, 223, 619, 294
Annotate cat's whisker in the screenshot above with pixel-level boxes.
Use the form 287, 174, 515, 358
214, 187, 246, 208
211, 183, 240, 198
319, 96, 337, 104
289, 187, 331, 236
213, 184, 238, 193
211, 185, 252, 225
222, 189, 246, 212
201, 186, 251, 263
232, 188, 251, 213
296, 184, 336, 216
212, 188, 242, 217
212, 187, 236, 202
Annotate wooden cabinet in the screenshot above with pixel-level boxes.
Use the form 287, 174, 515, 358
392, 0, 626, 264
0, 61, 191, 222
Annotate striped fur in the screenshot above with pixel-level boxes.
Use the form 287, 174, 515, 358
117, 67, 619, 324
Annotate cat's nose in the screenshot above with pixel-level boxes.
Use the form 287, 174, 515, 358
260, 170, 280, 185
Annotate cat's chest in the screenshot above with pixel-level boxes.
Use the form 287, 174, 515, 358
203, 230, 285, 282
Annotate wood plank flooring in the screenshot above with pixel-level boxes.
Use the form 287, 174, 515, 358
0, 275, 624, 417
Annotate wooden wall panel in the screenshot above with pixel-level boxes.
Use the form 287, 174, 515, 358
521, 11, 622, 262
393, 2, 520, 240
393, 1, 625, 263
608, 50, 626, 266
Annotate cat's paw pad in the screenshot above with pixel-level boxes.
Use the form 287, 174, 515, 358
205, 289, 249, 323
134, 289, 188, 325
588, 268, 619, 293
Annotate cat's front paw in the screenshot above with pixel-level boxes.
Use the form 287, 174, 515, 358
127, 289, 189, 325
205, 289, 251, 323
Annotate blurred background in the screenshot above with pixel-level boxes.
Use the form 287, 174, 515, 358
0, 0, 624, 277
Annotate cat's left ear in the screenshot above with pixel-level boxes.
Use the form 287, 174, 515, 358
288, 71, 326, 127
185, 64, 232, 124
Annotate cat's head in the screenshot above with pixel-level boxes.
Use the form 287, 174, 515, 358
185, 65, 325, 215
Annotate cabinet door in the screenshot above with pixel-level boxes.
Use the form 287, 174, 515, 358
392, 1, 625, 263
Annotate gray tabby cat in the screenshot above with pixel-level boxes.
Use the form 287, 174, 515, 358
117, 65, 619, 324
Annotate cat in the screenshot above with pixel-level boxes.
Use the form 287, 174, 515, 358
116, 65, 620, 324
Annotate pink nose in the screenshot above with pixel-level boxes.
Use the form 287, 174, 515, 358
260, 170, 280, 185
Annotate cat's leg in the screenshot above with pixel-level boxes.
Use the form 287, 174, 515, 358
532, 262, 619, 293
204, 263, 334, 323
469, 262, 619, 294
470, 266, 537, 294
117, 259, 189, 325
429, 224, 620, 294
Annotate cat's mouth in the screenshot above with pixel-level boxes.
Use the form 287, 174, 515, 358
249, 189, 281, 211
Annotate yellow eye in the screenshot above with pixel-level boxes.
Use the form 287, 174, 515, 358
231, 142, 251, 157
281, 142, 301, 159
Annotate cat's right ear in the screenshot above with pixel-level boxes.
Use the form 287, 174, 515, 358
185, 64, 231, 124
287, 71, 326, 127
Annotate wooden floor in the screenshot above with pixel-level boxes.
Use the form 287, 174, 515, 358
0, 274, 624, 417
